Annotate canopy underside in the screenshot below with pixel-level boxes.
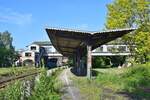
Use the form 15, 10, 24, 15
46, 28, 135, 56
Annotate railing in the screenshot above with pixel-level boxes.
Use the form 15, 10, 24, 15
92, 52, 131, 56
93, 45, 131, 53
42, 45, 133, 56
43, 52, 63, 57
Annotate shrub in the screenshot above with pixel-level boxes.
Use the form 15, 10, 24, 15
29, 70, 60, 100
96, 64, 150, 95
0, 81, 23, 100
96, 72, 121, 90
92, 57, 111, 68
0, 68, 61, 100
122, 64, 150, 91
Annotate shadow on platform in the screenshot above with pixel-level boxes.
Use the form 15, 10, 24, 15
70, 67, 99, 77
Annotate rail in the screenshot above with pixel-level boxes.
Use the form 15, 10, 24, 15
0, 66, 67, 89
0, 71, 41, 89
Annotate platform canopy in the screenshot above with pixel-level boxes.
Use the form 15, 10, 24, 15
46, 28, 135, 56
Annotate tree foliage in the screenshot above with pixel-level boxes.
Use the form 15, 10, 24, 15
106, 0, 150, 63
0, 31, 16, 67
92, 57, 111, 68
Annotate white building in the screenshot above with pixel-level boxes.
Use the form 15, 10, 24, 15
17, 41, 67, 68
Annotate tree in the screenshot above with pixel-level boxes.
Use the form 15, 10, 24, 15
0, 31, 16, 67
92, 57, 111, 68
105, 0, 150, 63
0, 31, 13, 49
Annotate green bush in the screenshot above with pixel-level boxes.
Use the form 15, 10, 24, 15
96, 72, 121, 90
109, 56, 126, 67
92, 57, 111, 68
29, 70, 60, 100
96, 64, 150, 98
0, 81, 23, 100
122, 64, 150, 91
0, 69, 61, 100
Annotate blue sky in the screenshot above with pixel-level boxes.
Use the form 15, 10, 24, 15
0, 0, 112, 49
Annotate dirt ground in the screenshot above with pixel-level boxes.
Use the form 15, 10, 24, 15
59, 68, 82, 100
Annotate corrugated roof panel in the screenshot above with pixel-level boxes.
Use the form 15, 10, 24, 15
46, 28, 136, 56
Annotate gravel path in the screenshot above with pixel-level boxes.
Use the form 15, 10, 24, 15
60, 68, 81, 100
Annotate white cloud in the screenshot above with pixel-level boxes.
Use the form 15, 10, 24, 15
0, 7, 32, 25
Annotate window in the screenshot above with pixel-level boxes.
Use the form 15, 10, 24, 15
45, 47, 52, 53
31, 46, 36, 50
25, 52, 32, 57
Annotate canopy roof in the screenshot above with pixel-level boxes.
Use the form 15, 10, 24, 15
46, 28, 135, 56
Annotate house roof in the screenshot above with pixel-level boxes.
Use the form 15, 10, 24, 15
31, 41, 52, 46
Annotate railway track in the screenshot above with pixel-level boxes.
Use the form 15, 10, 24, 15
0, 71, 41, 89
0, 66, 67, 90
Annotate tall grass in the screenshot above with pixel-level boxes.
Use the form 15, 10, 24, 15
96, 73, 121, 90
0, 68, 62, 100
0, 81, 23, 100
0, 67, 40, 77
96, 63, 150, 98
122, 64, 150, 92
29, 70, 61, 100
72, 77, 101, 100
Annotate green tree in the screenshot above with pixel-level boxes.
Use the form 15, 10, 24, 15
92, 57, 111, 68
0, 31, 16, 67
106, 0, 150, 63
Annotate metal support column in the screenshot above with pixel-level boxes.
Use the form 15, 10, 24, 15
77, 49, 81, 75
87, 45, 92, 79
75, 54, 78, 72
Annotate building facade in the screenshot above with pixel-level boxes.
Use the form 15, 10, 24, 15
17, 41, 68, 68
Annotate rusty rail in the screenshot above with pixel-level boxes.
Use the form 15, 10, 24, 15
0, 71, 41, 89
0, 66, 67, 89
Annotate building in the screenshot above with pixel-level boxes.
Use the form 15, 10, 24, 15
17, 41, 68, 68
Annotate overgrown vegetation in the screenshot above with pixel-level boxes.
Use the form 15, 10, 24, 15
92, 56, 126, 68
72, 64, 150, 99
0, 68, 63, 100
72, 77, 101, 100
0, 81, 23, 100
0, 67, 40, 77
96, 63, 150, 99
29, 69, 61, 100
92, 57, 110, 68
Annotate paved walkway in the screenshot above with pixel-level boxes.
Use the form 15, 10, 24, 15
60, 68, 81, 100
